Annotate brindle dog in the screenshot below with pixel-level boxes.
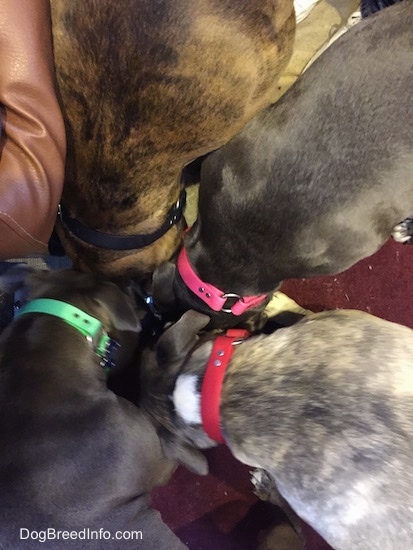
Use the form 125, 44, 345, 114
50, 0, 295, 280
140, 309, 413, 550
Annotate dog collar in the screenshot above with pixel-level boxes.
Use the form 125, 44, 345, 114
15, 298, 119, 373
201, 328, 249, 442
58, 189, 186, 251
177, 246, 267, 315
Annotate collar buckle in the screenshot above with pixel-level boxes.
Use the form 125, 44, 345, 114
97, 334, 121, 372
221, 293, 242, 314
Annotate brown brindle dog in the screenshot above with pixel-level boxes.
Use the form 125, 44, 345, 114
50, 0, 295, 280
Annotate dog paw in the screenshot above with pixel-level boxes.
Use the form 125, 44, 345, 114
392, 216, 413, 244
252, 468, 306, 546
251, 468, 278, 502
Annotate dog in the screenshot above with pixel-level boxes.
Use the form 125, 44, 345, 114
0, 266, 185, 549
361, 0, 403, 18
140, 308, 413, 549
152, 1, 413, 329
50, 0, 295, 280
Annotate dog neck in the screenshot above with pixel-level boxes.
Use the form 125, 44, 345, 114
173, 329, 249, 443
177, 246, 267, 315
15, 298, 120, 372
58, 189, 186, 251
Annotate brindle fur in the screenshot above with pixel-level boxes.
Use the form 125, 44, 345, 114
50, 0, 295, 279
140, 309, 413, 549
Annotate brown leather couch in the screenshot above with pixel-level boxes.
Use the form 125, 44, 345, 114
0, 0, 65, 259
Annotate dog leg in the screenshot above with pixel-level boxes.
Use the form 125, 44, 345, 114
392, 216, 413, 243
251, 468, 305, 548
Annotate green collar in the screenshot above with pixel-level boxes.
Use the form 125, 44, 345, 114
15, 298, 120, 372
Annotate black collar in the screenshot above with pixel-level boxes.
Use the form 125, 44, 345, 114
58, 189, 186, 251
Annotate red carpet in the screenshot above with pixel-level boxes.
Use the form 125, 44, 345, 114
153, 238, 413, 549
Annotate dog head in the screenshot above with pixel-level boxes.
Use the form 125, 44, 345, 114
140, 310, 221, 475
50, 0, 296, 280
0, 265, 142, 371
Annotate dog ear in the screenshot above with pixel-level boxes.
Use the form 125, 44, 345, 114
92, 282, 142, 333
0, 262, 34, 293
23, 269, 88, 298
160, 430, 209, 476
152, 261, 177, 310
156, 310, 210, 364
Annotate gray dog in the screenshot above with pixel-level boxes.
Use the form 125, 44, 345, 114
140, 308, 413, 549
0, 266, 185, 549
153, 1, 413, 329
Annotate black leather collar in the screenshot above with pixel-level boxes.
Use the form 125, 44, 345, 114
58, 189, 186, 251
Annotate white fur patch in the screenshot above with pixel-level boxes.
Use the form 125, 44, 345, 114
173, 374, 201, 425
340, 481, 371, 525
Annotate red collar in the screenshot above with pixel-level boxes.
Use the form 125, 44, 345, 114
201, 329, 249, 443
177, 246, 267, 315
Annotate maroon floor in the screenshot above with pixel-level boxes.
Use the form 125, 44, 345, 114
153, 238, 413, 549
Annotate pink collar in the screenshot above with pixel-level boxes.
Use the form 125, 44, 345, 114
177, 247, 267, 315
201, 329, 249, 442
